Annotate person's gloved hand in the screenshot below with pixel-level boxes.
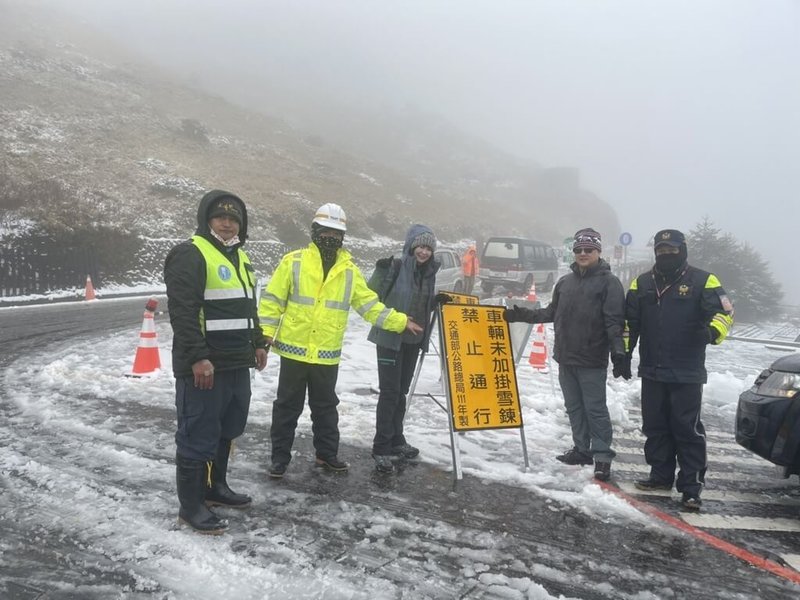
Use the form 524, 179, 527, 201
375, 257, 392, 269
434, 292, 452, 305
611, 353, 632, 380
503, 305, 527, 323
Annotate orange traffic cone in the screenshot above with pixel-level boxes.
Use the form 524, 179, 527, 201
526, 280, 537, 303
528, 323, 548, 371
84, 275, 97, 301
128, 298, 161, 376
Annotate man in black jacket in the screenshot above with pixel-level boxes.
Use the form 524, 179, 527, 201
164, 190, 269, 534
504, 228, 627, 481
625, 229, 734, 511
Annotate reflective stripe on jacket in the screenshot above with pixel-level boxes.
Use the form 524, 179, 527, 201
625, 265, 734, 383
259, 243, 407, 365
192, 235, 257, 354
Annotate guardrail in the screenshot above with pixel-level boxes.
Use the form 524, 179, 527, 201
727, 336, 800, 349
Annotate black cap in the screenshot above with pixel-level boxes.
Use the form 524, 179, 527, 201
208, 198, 243, 225
653, 229, 685, 248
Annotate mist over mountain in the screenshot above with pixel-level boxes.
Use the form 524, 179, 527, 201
0, 0, 619, 250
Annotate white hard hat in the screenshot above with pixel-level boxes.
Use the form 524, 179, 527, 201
312, 203, 347, 231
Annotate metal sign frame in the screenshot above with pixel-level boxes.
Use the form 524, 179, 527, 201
406, 299, 535, 481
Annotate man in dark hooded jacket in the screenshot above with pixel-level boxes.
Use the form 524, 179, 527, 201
504, 228, 627, 481
164, 190, 269, 534
625, 229, 734, 511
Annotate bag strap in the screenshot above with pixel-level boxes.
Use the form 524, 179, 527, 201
380, 258, 401, 302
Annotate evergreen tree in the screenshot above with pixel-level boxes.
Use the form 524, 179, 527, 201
686, 218, 782, 322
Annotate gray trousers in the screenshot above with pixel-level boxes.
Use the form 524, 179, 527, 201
558, 365, 616, 462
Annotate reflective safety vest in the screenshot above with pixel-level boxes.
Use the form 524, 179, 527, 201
462, 248, 479, 276
191, 235, 257, 353
259, 243, 407, 365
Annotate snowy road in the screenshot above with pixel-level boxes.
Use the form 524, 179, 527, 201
1, 297, 799, 599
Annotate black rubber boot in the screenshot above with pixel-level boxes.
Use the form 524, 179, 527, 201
176, 453, 228, 535
205, 439, 252, 509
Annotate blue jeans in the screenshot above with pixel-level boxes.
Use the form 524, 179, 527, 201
558, 365, 616, 463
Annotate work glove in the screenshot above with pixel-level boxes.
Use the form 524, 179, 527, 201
434, 292, 453, 305
375, 257, 392, 269
611, 353, 632, 380
503, 305, 528, 323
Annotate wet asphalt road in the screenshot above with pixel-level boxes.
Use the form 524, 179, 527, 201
1, 297, 800, 599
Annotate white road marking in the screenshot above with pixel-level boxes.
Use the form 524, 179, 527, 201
615, 432, 744, 451
781, 554, 800, 572
613, 442, 772, 467
680, 514, 800, 533
615, 482, 800, 507
611, 461, 790, 484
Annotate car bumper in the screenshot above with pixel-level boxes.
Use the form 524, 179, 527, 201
736, 389, 800, 471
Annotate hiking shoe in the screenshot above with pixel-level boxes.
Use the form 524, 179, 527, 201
372, 454, 395, 473
555, 447, 593, 466
594, 461, 611, 482
634, 478, 673, 491
681, 494, 702, 511
268, 462, 287, 479
391, 443, 420, 459
315, 456, 349, 472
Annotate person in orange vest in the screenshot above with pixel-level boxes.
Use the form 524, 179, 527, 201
461, 244, 480, 295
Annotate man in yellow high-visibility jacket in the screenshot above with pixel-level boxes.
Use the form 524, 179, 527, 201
259, 203, 422, 477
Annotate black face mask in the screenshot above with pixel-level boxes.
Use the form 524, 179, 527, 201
655, 245, 687, 275
315, 235, 343, 252
311, 227, 344, 269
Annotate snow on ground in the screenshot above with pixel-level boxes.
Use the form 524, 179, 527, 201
2, 291, 797, 598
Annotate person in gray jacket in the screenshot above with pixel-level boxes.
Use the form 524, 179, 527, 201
367, 224, 441, 473
504, 228, 628, 481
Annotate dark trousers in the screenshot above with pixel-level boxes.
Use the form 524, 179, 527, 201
464, 275, 476, 295
175, 368, 251, 461
372, 343, 420, 455
641, 378, 707, 496
270, 357, 340, 465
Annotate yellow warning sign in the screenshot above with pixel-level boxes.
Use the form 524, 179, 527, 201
439, 304, 523, 431
442, 291, 479, 305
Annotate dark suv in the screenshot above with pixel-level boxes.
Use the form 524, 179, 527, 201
735, 353, 800, 478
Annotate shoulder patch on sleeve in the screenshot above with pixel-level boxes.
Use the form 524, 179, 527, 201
629, 277, 639, 291
705, 274, 722, 289
719, 294, 734, 313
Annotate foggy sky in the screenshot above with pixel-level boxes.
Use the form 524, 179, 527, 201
50, 0, 800, 298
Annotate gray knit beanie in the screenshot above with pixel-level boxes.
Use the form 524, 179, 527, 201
410, 231, 437, 253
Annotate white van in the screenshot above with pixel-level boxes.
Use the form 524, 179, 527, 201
479, 237, 558, 295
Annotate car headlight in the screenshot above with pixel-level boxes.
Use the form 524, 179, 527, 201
757, 371, 800, 398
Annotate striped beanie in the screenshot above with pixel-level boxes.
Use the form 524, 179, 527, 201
573, 228, 602, 252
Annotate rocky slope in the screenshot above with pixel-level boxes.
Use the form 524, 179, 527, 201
0, 0, 620, 248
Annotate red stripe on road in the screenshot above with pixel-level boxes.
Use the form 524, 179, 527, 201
596, 480, 800, 585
